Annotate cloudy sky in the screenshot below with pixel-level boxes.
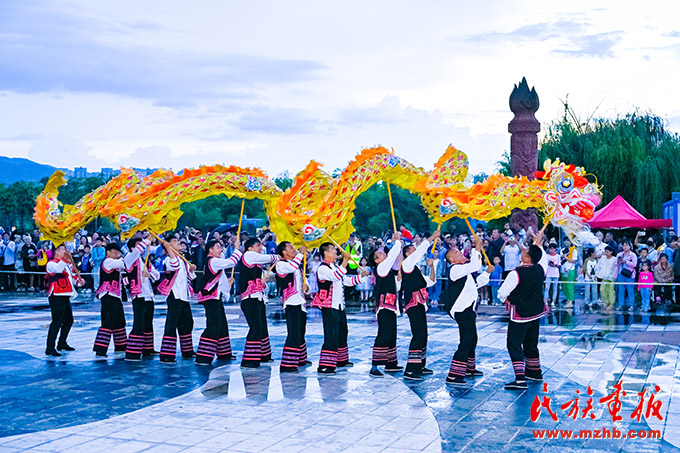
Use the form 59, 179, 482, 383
1, 0, 679, 177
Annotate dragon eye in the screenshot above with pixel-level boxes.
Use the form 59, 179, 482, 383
558, 175, 573, 192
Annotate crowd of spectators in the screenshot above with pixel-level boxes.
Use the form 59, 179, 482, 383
1, 222, 678, 314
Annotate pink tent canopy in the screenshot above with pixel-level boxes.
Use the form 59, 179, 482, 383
587, 195, 673, 229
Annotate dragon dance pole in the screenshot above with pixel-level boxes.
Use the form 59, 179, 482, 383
431, 223, 441, 254
328, 236, 366, 272
147, 230, 192, 266
386, 183, 398, 234
231, 198, 246, 278
464, 218, 491, 265
303, 253, 307, 284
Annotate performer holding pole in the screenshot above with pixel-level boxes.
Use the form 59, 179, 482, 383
195, 238, 242, 365
498, 231, 550, 390
93, 240, 147, 357
238, 237, 279, 368
401, 229, 440, 381
441, 236, 494, 385
124, 236, 157, 361
276, 242, 310, 372
45, 245, 83, 356
157, 234, 197, 363
313, 243, 367, 374
367, 231, 403, 377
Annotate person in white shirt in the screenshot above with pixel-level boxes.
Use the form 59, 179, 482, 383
276, 242, 310, 373
313, 242, 366, 374
45, 244, 84, 356
0, 233, 16, 290
496, 232, 549, 390
401, 229, 440, 381
158, 234, 197, 363
123, 237, 156, 361
367, 232, 403, 377
238, 237, 279, 368
500, 236, 523, 276
93, 242, 144, 356
595, 246, 618, 309
441, 237, 493, 386
195, 239, 242, 365
544, 243, 561, 307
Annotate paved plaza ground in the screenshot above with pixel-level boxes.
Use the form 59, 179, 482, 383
0, 294, 679, 452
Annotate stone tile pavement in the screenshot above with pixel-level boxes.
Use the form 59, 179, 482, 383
0, 294, 680, 451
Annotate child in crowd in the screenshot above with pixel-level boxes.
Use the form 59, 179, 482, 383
638, 262, 654, 312
544, 243, 560, 307
490, 256, 503, 305
308, 254, 321, 297
356, 257, 374, 310
582, 248, 598, 309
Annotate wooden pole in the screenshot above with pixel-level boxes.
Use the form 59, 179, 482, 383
464, 218, 491, 264
387, 183, 398, 234
147, 230, 192, 266
328, 236, 366, 272
231, 198, 246, 278
431, 223, 441, 253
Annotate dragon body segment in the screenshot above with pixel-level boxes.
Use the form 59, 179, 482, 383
34, 146, 601, 246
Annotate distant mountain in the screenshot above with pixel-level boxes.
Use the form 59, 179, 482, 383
0, 157, 63, 184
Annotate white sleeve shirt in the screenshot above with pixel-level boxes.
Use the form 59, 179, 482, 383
46, 260, 78, 297
276, 253, 306, 309
448, 250, 491, 314
377, 240, 402, 277
166, 257, 195, 301
208, 250, 242, 300
317, 261, 363, 310
498, 248, 547, 302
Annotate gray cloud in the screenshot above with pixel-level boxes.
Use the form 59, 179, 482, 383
458, 19, 588, 44
0, 1, 325, 103
553, 32, 623, 58
238, 106, 321, 135
456, 18, 622, 58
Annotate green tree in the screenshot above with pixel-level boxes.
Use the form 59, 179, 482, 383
539, 108, 680, 218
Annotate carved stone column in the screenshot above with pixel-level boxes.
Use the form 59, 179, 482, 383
508, 77, 540, 232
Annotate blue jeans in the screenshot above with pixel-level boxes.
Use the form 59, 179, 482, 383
584, 281, 597, 304
544, 276, 559, 303
616, 274, 635, 309
429, 279, 442, 302
640, 288, 651, 311
491, 286, 500, 305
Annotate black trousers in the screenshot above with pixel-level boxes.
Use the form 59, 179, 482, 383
448, 305, 478, 377
372, 309, 397, 366
655, 284, 673, 305
126, 297, 153, 358
674, 277, 680, 305
93, 295, 127, 353
507, 319, 540, 380
405, 304, 428, 374
241, 297, 269, 366
196, 299, 232, 363
337, 308, 350, 366
281, 305, 306, 371
160, 293, 194, 360
47, 295, 73, 351
318, 307, 340, 370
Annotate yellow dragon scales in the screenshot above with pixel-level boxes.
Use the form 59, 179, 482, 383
34, 146, 601, 247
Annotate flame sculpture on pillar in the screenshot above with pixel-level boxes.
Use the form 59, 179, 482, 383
508, 77, 540, 232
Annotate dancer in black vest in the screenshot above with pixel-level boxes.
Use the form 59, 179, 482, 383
123, 237, 154, 361
313, 243, 366, 374
196, 239, 242, 365
441, 237, 493, 385
498, 232, 549, 390
94, 242, 144, 356
367, 232, 403, 377
239, 238, 279, 368
158, 234, 197, 363
401, 229, 440, 381
45, 245, 83, 356
276, 242, 310, 373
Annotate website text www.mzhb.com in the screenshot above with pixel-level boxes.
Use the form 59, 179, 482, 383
533, 426, 661, 440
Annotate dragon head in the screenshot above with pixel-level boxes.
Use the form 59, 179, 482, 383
536, 159, 602, 246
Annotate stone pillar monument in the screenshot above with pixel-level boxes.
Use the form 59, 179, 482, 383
508, 77, 540, 232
